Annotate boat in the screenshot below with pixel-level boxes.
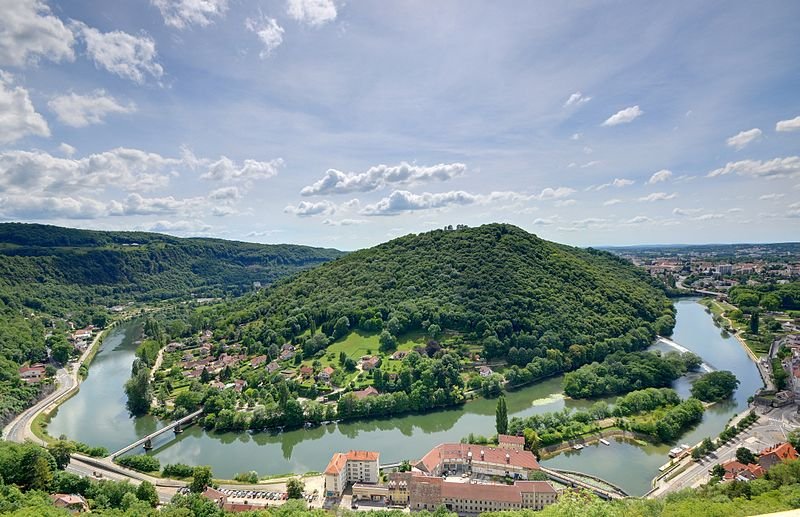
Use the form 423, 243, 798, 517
599, 438, 610, 446
668, 446, 684, 458
572, 444, 584, 450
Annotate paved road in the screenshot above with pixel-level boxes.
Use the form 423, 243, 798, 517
650, 406, 798, 497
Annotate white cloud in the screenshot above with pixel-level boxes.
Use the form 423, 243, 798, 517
625, 215, 652, 224
48, 90, 135, 127
208, 186, 242, 201
75, 23, 164, 84
140, 220, 212, 234
301, 162, 466, 196
0, 0, 74, 66
151, 0, 228, 29
0, 72, 50, 143
570, 133, 582, 141
286, 0, 337, 27
776, 115, 800, 132
284, 200, 336, 217
532, 217, 556, 226
726, 128, 762, 150
579, 160, 600, 168
360, 190, 478, 216
673, 207, 702, 216
603, 198, 622, 206
0, 147, 179, 194
322, 218, 366, 226
639, 192, 676, 202
592, 178, 635, 191
708, 157, 800, 178
564, 91, 591, 108
602, 105, 643, 126
536, 187, 575, 200
58, 143, 76, 157
554, 199, 576, 207
201, 156, 284, 181
694, 213, 723, 221
647, 169, 673, 184
0, 194, 107, 219
110, 193, 202, 216
759, 193, 784, 200
246, 16, 284, 58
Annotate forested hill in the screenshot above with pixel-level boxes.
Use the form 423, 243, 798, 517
0, 222, 344, 315
215, 224, 675, 364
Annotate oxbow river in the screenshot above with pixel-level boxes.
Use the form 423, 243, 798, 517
48, 299, 762, 495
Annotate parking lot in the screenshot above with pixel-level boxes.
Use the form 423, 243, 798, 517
177, 486, 319, 507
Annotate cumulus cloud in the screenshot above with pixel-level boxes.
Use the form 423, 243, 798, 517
673, 207, 702, 216
151, 0, 228, 29
75, 22, 164, 84
639, 192, 676, 202
564, 91, 591, 108
625, 215, 652, 224
208, 186, 242, 201
48, 90, 135, 127
0, 72, 50, 144
591, 178, 634, 191
360, 190, 478, 216
140, 220, 212, 234
708, 157, 800, 178
602, 105, 643, 126
201, 156, 284, 181
287, 0, 337, 26
301, 162, 466, 196
246, 16, 284, 58
0, 0, 75, 66
532, 217, 556, 226
0, 194, 106, 219
726, 128, 762, 150
776, 115, 800, 132
284, 200, 336, 217
647, 169, 673, 184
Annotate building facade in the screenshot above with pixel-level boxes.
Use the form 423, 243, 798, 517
415, 443, 541, 480
324, 450, 380, 497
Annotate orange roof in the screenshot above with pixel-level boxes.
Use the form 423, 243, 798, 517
760, 442, 799, 461
416, 443, 540, 473
436, 478, 554, 503
325, 450, 380, 474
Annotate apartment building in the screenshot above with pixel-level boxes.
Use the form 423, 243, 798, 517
324, 450, 380, 497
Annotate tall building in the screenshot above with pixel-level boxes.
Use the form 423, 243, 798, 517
324, 450, 380, 497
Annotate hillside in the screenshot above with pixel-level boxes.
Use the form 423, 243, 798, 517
213, 224, 674, 368
0, 222, 343, 426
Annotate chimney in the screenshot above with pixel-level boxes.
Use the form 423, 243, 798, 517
480, 450, 485, 460
506, 453, 510, 464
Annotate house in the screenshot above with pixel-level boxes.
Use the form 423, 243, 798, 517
165, 342, 183, 353
319, 366, 335, 382
300, 365, 314, 378
50, 494, 89, 513
233, 379, 247, 393
250, 355, 267, 368
324, 451, 380, 497
19, 364, 46, 383
279, 349, 296, 361
720, 460, 765, 481
758, 442, 799, 470
209, 381, 226, 390
391, 351, 408, 360
415, 443, 541, 480
498, 434, 526, 450
71, 328, 93, 342
353, 386, 380, 400
362, 356, 381, 371
266, 361, 280, 374
478, 365, 493, 377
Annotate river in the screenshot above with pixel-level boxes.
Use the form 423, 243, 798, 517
46, 299, 762, 495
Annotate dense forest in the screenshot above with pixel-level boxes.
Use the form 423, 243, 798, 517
0, 223, 343, 427
206, 224, 675, 368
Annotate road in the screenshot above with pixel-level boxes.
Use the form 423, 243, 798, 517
650, 405, 798, 497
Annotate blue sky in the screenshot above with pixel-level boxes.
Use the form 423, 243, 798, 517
0, 0, 798, 250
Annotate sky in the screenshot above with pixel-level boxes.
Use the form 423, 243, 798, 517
0, 0, 798, 251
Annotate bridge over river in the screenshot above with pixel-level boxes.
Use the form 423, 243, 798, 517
109, 409, 203, 460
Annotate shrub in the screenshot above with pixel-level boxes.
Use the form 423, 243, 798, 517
117, 454, 160, 472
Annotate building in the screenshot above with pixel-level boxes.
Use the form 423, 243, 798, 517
415, 443, 541, 480
402, 473, 557, 514
19, 364, 46, 383
498, 434, 525, 450
353, 386, 380, 400
50, 494, 89, 513
478, 365, 493, 377
250, 355, 267, 368
318, 366, 335, 382
362, 356, 381, 371
324, 450, 380, 497
758, 443, 799, 470
721, 460, 765, 481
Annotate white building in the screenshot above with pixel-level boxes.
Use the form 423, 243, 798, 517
324, 450, 380, 497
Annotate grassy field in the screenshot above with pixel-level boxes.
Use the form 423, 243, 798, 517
702, 298, 772, 356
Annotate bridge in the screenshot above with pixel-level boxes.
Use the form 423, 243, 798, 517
540, 466, 628, 500
109, 409, 203, 459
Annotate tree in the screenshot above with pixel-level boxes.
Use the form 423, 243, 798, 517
691, 371, 740, 402
398, 460, 412, 472
200, 367, 211, 383
736, 447, 757, 465
136, 480, 159, 507
190, 466, 213, 493
496, 396, 508, 435
30, 454, 54, 491
379, 330, 397, 352
47, 440, 75, 470
428, 324, 441, 339
124, 364, 152, 416
286, 477, 304, 499
788, 429, 800, 451
711, 463, 725, 478
333, 316, 350, 340
750, 311, 760, 334
50, 339, 73, 365
523, 428, 540, 453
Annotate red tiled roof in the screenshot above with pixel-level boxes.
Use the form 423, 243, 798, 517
760, 442, 799, 461
416, 443, 540, 473
438, 479, 554, 502
353, 386, 380, 400
498, 434, 525, 445
325, 453, 347, 475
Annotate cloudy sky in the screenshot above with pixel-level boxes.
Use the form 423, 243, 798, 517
1, 0, 799, 250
